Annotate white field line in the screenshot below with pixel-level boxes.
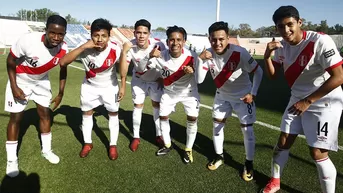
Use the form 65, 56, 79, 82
69, 64, 343, 150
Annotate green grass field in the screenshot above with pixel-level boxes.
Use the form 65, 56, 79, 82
0, 54, 343, 193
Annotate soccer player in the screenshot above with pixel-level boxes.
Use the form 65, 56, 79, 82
147, 25, 201, 164
121, 19, 166, 152
60, 18, 125, 160
197, 21, 263, 181
261, 6, 343, 193
5, 15, 68, 178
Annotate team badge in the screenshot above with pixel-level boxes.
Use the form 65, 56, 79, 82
106, 59, 113, 66
299, 55, 308, 67
229, 62, 237, 71
53, 57, 60, 65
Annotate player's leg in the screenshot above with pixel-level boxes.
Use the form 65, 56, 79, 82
233, 101, 256, 181
156, 93, 176, 156
4, 81, 31, 177
207, 97, 231, 170
262, 110, 300, 193
103, 85, 120, 160
149, 81, 164, 148
302, 108, 341, 193
79, 83, 101, 158
130, 79, 146, 151
181, 93, 200, 164
31, 80, 59, 164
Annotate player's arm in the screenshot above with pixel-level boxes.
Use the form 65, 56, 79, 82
6, 53, 26, 101
60, 40, 100, 67
117, 43, 132, 102
264, 38, 283, 79
251, 65, 263, 97
197, 47, 212, 84
51, 66, 67, 110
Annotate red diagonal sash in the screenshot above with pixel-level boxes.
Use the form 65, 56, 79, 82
213, 51, 240, 88
164, 56, 193, 86
284, 41, 315, 87
16, 49, 67, 74
86, 48, 117, 78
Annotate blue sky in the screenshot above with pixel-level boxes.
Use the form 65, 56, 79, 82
0, 0, 342, 34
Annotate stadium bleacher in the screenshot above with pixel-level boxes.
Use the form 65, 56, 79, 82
0, 19, 32, 47
65, 24, 90, 48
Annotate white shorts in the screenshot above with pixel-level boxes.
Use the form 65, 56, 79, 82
212, 96, 256, 124
159, 91, 200, 117
5, 80, 52, 113
80, 82, 119, 112
131, 76, 162, 104
281, 101, 341, 151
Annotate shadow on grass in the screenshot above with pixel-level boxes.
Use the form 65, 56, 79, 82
0, 172, 40, 193
198, 60, 291, 114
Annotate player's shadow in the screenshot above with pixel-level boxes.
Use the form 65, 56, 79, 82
0, 172, 40, 193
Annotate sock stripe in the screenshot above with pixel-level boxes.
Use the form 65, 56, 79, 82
6, 141, 18, 144
316, 157, 329, 163
41, 132, 51, 135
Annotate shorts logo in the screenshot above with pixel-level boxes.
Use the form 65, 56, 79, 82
299, 55, 308, 67
8, 101, 12, 107
323, 49, 335, 58
53, 57, 60, 65
248, 57, 254, 64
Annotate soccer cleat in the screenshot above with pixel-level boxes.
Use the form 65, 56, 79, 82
156, 146, 172, 156
155, 136, 164, 148
79, 144, 93, 158
109, 145, 118, 160
242, 166, 254, 181
6, 160, 19, 178
260, 177, 280, 193
207, 154, 224, 171
130, 138, 140, 152
42, 150, 60, 164
183, 150, 193, 164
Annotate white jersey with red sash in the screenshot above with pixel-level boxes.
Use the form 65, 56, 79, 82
272, 31, 343, 108
205, 44, 258, 102
80, 41, 121, 87
149, 49, 199, 94
10, 32, 68, 84
127, 38, 165, 82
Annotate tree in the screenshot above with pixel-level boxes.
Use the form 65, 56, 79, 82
316, 20, 329, 34
17, 8, 58, 22
155, 27, 166, 31
65, 14, 80, 24
237, 23, 255, 37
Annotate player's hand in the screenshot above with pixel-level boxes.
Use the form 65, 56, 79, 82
149, 45, 161, 58
123, 41, 133, 53
288, 98, 312, 116
240, 93, 255, 104
265, 37, 283, 58
81, 40, 101, 50
183, 66, 194, 74
51, 93, 63, 111
199, 47, 212, 60
156, 77, 164, 90
11, 85, 26, 103
117, 87, 125, 102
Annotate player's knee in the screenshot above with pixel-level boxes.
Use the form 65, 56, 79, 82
310, 147, 329, 160
241, 125, 255, 142
134, 103, 144, 108
160, 116, 168, 121
108, 112, 118, 116
213, 118, 225, 123
277, 132, 296, 149
187, 116, 197, 122
151, 100, 159, 108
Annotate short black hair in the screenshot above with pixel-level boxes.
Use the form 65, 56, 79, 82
134, 19, 151, 31
208, 21, 229, 35
46, 15, 67, 29
166, 25, 187, 41
91, 18, 112, 36
273, 5, 300, 24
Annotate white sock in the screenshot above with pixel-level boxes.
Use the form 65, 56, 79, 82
41, 132, 52, 153
6, 141, 18, 161
186, 120, 198, 149
271, 146, 290, 178
241, 126, 255, 161
82, 115, 93, 144
132, 107, 143, 138
213, 121, 225, 155
153, 107, 161, 136
315, 157, 336, 193
109, 115, 119, 146
160, 119, 171, 147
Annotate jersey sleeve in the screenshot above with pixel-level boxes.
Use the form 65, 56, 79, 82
316, 34, 343, 70
240, 48, 258, 73
10, 34, 28, 59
